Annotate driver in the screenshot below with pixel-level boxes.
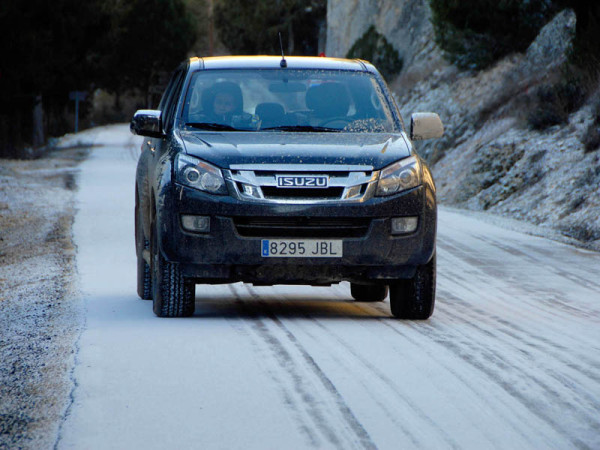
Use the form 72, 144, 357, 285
201, 81, 244, 124
213, 92, 236, 117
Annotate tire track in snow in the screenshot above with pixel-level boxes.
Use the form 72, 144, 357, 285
245, 297, 376, 449
408, 318, 596, 449
438, 238, 599, 332
433, 295, 600, 441
443, 299, 600, 404
434, 275, 600, 447
439, 231, 600, 322
489, 316, 600, 382
328, 300, 550, 448
439, 246, 600, 369
294, 312, 463, 449
372, 312, 547, 448
229, 284, 376, 450
273, 288, 426, 448
435, 209, 600, 447
349, 256, 599, 447
363, 311, 574, 449
360, 227, 599, 449
279, 288, 546, 448
469, 238, 600, 321
394, 263, 600, 450
330, 289, 576, 448
299, 289, 518, 447
473, 233, 600, 295
225, 284, 322, 448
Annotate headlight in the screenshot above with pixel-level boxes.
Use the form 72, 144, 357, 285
376, 156, 421, 196
175, 154, 227, 195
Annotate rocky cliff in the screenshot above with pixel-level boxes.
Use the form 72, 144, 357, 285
327, 1, 600, 249
326, 0, 445, 86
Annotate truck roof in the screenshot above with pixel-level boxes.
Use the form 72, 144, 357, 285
190, 55, 375, 73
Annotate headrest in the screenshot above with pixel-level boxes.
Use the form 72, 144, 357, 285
255, 102, 285, 118
305, 83, 350, 117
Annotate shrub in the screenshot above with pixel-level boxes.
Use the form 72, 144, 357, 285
581, 95, 600, 152
527, 76, 586, 130
582, 127, 600, 152
429, 0, 555, 71
346, 25, 403, 80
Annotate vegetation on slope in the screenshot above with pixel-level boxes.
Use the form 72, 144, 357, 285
345, 25, 404, 81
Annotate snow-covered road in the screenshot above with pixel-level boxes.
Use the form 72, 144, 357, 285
58, 125, 600, 449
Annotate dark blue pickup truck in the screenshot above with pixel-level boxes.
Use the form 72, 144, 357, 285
131, 56, 444, 319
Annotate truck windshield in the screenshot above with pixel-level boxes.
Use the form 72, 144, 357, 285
181, 69, 400, 133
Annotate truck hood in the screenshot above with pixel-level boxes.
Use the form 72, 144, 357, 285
179, 131, 412, 170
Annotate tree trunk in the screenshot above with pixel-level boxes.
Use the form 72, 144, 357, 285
288, 21, 294, 54
114, 90, 121, 112
32, 95, 45, 148
318, 18, 327, 55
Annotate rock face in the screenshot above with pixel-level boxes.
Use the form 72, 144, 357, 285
326, 0, 445, 84
327, 3, 599, 248
524, 8, 576, 70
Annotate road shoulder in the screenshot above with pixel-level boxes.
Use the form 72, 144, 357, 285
0, 145, 88, 449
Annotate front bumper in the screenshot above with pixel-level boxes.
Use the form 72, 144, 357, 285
156, 182, 436, 284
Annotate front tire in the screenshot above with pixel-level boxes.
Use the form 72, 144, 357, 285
350, 283, 388, 302
151, 222, 195, 317
389, 254, 436, 320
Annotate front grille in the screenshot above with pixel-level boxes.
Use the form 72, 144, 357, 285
226, 164, 379, 203
234, 217, 371, 238
260, 186, 344, 200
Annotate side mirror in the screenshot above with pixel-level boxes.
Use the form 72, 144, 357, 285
130, 110, 164, 138
410, 112, 444, 141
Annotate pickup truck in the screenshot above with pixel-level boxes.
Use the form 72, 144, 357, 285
131, 55, 444, 319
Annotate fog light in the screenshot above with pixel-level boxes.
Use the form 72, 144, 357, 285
181, 215, 210, 233
391, 216, 418, 234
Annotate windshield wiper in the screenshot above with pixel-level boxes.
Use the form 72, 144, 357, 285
185, 122, 239, 131
261, 125, 341, 132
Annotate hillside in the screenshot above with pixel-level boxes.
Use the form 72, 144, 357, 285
327, 1, 600, 250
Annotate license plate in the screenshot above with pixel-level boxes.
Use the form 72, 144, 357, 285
261, 239, 342, 257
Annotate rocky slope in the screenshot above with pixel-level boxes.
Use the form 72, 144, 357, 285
327, 1, 599, 249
